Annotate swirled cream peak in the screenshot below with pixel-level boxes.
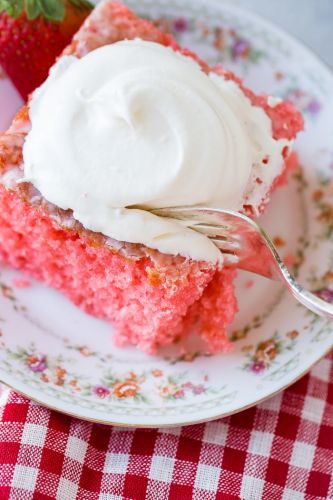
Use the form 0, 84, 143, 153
23, 39, 289, 262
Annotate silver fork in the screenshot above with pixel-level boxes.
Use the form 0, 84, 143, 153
152, 207, 333, 320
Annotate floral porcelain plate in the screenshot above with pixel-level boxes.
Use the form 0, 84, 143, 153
0, 0, 333, 427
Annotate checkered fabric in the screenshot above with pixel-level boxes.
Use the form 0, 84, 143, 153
0, 352, 332, 499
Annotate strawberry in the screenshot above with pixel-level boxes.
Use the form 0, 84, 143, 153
0, 0, 92, 100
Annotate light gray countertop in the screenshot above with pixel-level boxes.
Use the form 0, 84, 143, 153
232, 0, 333, 68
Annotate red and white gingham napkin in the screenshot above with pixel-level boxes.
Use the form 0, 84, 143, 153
0, 351, 332, 499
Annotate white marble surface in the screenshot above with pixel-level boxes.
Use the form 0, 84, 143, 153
231, 0, 333, 67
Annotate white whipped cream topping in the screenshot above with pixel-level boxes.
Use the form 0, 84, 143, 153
23, 39, 290, 262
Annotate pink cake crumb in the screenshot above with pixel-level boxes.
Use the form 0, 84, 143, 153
245, 280, 254, 289
12, 278, 31, 288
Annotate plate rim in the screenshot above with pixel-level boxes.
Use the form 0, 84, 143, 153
2, 342, 332, 427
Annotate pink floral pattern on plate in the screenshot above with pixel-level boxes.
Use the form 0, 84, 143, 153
152, 15, 265, 65
242, 331, 299, 374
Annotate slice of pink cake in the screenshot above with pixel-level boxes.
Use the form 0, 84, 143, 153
0, 1, 303, 354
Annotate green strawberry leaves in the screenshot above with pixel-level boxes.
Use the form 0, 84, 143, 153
0, 0, 24, 18
69, 0, 92, 11
38, 0, 65, 21
25, 0, 40, 19
0, 0, 92, 21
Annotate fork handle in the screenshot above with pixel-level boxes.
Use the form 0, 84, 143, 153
274, 260, 333, 320
247, 223, 333, 320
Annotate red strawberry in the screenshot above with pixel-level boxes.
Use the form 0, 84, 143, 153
0, 0, 92, 100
